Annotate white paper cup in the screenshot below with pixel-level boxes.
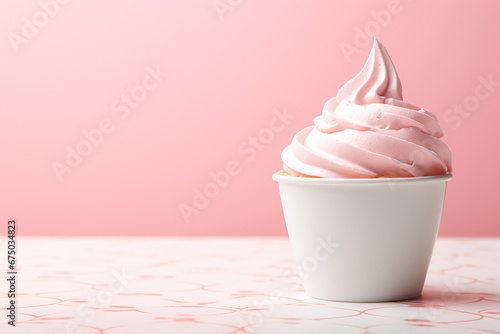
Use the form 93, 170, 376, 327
273, 173, 452, 302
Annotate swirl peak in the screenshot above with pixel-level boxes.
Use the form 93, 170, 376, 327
336, 38, 403, 105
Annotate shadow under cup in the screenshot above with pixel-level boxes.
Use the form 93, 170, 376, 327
273, 174, 452, 302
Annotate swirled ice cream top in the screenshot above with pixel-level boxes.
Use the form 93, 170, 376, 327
281, 38, 452, 178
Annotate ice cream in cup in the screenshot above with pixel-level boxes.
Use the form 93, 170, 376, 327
273, 38, 452, 302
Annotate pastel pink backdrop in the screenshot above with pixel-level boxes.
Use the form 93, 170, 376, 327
1, 0, 499, 236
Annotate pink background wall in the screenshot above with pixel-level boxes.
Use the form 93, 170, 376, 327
1, 0, 499, 236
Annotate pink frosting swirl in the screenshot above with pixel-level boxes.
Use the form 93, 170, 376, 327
282, 39, 452, 178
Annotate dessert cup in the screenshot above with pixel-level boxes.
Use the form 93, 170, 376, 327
273, 173, 452, 302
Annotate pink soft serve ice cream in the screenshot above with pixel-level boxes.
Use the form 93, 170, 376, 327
281, 39, 452, 178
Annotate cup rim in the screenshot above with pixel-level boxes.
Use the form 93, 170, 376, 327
272, 173, 453, 185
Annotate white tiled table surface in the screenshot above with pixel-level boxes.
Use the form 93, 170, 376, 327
1, 237, 499, 333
